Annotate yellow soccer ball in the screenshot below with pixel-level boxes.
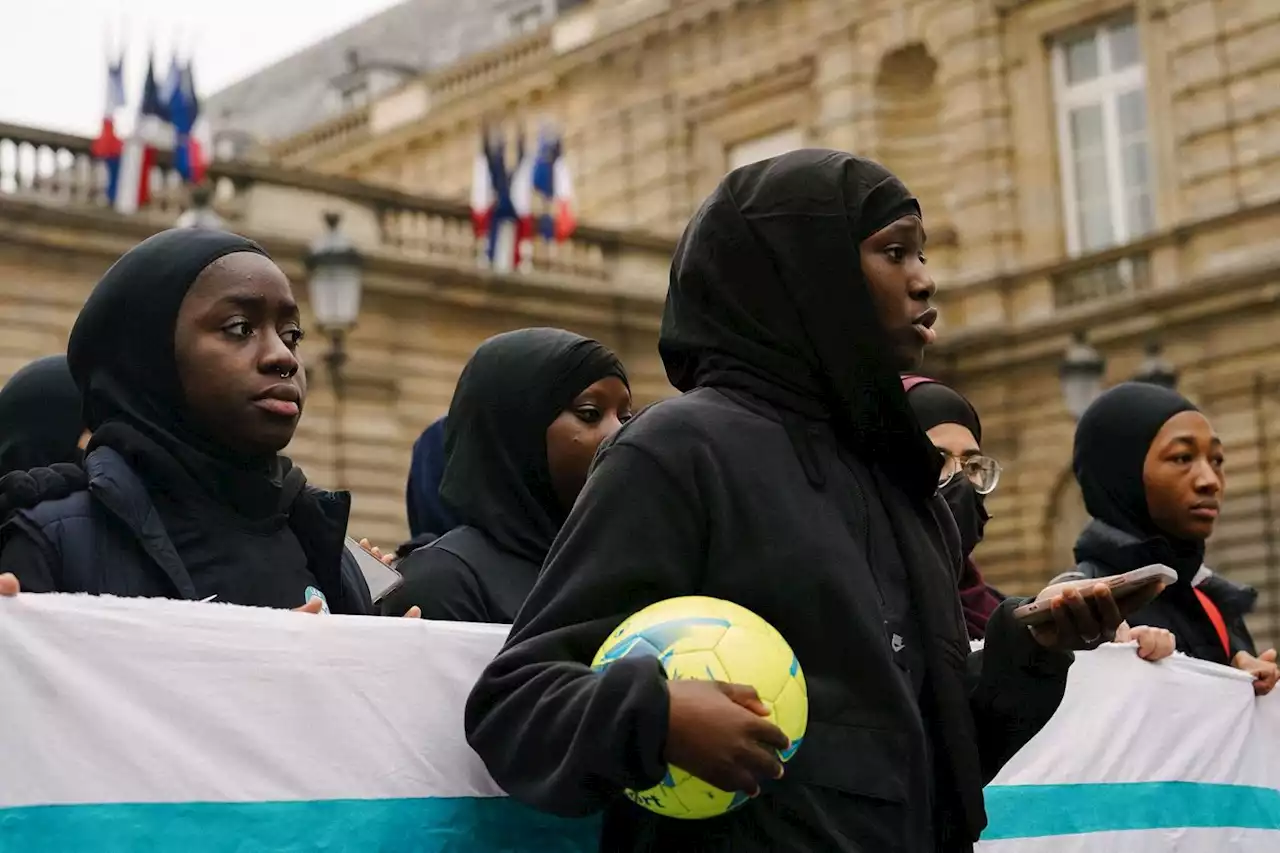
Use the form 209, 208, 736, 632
591, 596, 808, 820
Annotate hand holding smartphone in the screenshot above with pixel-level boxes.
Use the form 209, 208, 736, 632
344, 537, 404, 603
1014, 564, 1177, 627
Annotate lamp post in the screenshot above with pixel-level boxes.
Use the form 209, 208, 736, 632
1059, 331, 1107, 421
305, 211, 364, 490
1132, 339, 1178, 389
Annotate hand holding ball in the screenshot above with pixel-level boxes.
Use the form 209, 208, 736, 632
592, 596, 808, 819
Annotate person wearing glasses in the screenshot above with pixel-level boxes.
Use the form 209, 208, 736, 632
903, 375, 1176, 664
903, 376, 1004, 639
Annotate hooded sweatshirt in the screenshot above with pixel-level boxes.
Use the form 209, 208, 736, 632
464, 150, 1071, 853
0, 229, 369, 613
902, 375, 1004, 638
397, 416, 457, 557
1073, 382, 1257, 664
0, 355, 84, 477
380, 328, 627, 623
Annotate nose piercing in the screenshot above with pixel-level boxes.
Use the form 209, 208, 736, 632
279, 367, 296, 379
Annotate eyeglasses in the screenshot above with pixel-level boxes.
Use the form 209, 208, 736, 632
939, 452, 1002, 495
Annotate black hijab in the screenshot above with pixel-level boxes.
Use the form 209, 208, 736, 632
440, 328, 628, 564
0, 355, 84, 477
660, 149, 940, 499
68, 229, 298, 520
1073, 381, 1204, 579
902, 377, 982, 443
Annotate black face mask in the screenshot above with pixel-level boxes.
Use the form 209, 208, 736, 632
941, 477, 990, 558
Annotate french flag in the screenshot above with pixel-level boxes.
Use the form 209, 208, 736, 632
89, 57, 126, 205
170, 61, 206, 184
531, 130, 577, 242
508, 139, 536, 269
470, 131, 497, 240
470, 131, 535, 272
114, 54, 169, 215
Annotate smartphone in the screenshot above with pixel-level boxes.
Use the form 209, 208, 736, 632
344, 537, 405, 604
1013, 564, 1177, 627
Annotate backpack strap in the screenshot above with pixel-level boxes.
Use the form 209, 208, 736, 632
1193, 587, 1232, 661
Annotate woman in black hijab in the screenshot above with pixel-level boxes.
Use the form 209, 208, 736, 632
465, 151, 1144, 853
0, 229, 371, 614
0, 355, 86, 477
902, 375, 1005, 638
380, 328, 631, 623
1073, 381, 1275, 692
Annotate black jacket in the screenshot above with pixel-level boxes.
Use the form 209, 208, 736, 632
0, 447, 372, 614
382, 525, 538, 623
1075, 519, 1257, 664
465, 388, 1070, 853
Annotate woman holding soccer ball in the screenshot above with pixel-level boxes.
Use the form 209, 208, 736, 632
466, 151, 1167, 852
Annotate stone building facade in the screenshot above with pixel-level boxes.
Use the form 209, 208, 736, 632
257, 0, 1280, 642
2, 0, 1279, 640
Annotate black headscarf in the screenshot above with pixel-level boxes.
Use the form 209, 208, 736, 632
440, 328, 628, 563
902, 376, 982, 443
660, 149, 940, 499
0, 355, 84, 477
1073, 381, 1204, 579
68, 229, 298, 520
902, 374, 1002, 636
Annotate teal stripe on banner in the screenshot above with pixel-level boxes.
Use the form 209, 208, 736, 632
983, 782, 1280, 840
0, 796, 600, 853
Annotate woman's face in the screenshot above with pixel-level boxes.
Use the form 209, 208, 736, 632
546, 376, 632, 511
859, 214, 937, 371
173, 253, 307, 456
1143, 410, 1225, 540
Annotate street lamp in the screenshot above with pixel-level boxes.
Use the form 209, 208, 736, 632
1132, 339, 1178, 389
1059, 331, 1107, 420
305, 211, 364, 489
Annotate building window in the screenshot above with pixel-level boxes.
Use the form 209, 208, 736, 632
725, 127, 804, 171
1052, 15, 1154, 255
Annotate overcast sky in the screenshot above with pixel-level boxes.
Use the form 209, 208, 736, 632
0, 0, 404, 136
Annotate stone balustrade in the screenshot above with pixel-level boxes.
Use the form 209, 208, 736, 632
0, 121, 674, 305
930, 196, 1280, 374
4, 119, 1278, 363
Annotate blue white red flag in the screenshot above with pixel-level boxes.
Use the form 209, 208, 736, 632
169, 61, 205, 183
89, 57, 126, 204
114, 53, 169, 214
531, 129, 577, 242
471, 130, 537, 272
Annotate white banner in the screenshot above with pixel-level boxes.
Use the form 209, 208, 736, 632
0, 593, 597, 852
979, 644, 1280, 850
2, 595, 1277, 851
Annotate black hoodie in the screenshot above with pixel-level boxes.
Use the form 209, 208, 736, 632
380, 328, 627, 623
464, 150, 1071, 853
1073, 382, 1258, 665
